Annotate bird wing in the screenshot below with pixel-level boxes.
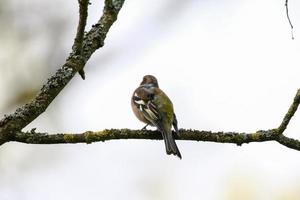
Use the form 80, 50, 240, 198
172, 113, 179, 134
132, 88, 161, 127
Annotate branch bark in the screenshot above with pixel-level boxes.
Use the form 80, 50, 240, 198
73, 0, 90, 79
1, 0, 300, 157
10, 129, 300, 152
12, 129, 278, 145
5, 89, 300, 154
0, 0, 125, 145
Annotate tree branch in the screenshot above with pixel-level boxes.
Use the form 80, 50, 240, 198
73, 0, 89, 56
285, 0, 294, 39
12, 129, 276, 144
7, 89, 300, 153
73, 0, 90, 79
11, 129, 300, 152
277, 89, 300, 133
0, 0, 125, 145
5, 89, 300, 154
1, 0, 300, 157
277, 134, 300, 151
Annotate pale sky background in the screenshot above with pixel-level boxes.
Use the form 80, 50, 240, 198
1, 0, 300, 199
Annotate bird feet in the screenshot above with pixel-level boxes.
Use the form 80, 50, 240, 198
141, 124, 149, 130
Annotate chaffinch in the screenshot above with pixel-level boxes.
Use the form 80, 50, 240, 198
131, 75, 182, 159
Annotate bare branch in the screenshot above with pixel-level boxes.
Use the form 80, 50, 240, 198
277, 89, 300, 133
277, 134, 300, 151
73, 0, 90, 79
12, 129, 276, 145
73, 0, 89, 55
10, 129, 300, 152
0, 0, 125, 145
285, 0, 294, 39
1, 0, 300, 157
5, 88, 300, 154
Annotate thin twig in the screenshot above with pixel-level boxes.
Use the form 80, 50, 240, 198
74, 0, 89, 55
73, 0, 90, 79
285, 0, 294, 39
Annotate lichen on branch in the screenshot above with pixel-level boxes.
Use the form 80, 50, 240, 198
0, 0, 126, 145
1, 0, 300, 156
11, 128, 300, 152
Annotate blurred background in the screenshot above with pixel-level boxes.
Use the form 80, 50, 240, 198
1, 0, 300, 199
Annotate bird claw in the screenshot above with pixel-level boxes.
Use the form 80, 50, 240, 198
173, 131, 179, 138
141, 124, 149, 130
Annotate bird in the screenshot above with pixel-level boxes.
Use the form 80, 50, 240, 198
131, 75, 182, 159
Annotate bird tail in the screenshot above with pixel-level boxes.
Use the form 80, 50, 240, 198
162, 130, 182, 159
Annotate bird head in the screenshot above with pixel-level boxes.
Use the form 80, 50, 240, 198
140, 75, 159, 88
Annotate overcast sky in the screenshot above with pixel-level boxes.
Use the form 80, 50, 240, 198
1, 0, 300, 199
